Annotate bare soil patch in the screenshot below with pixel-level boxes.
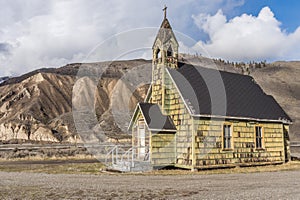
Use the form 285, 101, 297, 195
0, 160, 300, 199
0, 169, 300, 199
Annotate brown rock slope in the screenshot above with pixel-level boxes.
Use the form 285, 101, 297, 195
0, 60, 151, 143
251, 61, 300, 142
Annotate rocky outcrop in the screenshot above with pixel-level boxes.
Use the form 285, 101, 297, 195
0, 60, 151, 143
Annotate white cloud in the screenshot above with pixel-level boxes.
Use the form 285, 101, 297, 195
192, 7, 300, 62
1, 0, 281, 77
0, 0, 164, 76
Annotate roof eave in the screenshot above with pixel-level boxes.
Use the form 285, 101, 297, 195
128, 103, 152, 131
165, 68, 195, 116
148, 128, 177, 132
144, 84, 152, 103
191, 113, 293, 124
127, 104, 140, 131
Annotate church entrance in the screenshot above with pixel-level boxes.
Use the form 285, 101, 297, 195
138, 121, 146, 159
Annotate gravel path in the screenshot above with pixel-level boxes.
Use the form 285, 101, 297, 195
0, 170, 300, 199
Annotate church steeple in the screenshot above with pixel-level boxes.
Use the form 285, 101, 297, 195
151, 6, 179, 107
152, 6, 179, 69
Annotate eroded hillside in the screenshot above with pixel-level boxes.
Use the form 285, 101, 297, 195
251, 61, 300, 141
0, 57, 298, 144
0, 60, 151, 143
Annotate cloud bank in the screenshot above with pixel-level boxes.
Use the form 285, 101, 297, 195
0, 1, 299, 77
193, 7, 300, 62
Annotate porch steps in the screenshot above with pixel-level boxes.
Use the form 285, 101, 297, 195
105, 145, 152, 172
131, 161, 153, 172
108, 161, 152, 172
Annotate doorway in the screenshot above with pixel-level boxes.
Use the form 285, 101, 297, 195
138, 121, 146, 159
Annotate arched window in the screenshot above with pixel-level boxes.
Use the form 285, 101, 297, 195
167, 46, 173, 57
156, 48, 161, 59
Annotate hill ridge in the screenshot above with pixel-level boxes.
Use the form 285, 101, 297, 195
0, 58, 298, 145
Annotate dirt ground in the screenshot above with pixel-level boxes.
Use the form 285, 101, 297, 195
0, 169, 299, 199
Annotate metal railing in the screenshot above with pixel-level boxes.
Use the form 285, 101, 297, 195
105, 145, 118, 166
105, 145, 150, 171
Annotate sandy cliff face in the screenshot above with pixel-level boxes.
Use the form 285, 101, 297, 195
0, 72, 66, 142
0, 60, 151, 143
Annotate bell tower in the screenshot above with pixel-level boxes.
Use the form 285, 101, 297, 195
151, 5, 179, 106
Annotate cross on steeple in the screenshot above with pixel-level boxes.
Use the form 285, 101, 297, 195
163, 5, 167, 19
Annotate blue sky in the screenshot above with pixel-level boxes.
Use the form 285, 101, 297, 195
168, 0, 300, 41
0, 0, 300, 77
237, 0, 300, 33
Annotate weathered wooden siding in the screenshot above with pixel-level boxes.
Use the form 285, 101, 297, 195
262, 123, 285, 162
283, 124, 291, 162
152, 63, 163, 106
163, 71, 193, 166
194, 119, 285, 167
151, 133, 175, 166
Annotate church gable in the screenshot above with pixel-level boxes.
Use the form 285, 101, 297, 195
128, 103, 176, 132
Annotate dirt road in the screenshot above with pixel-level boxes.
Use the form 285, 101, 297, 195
0, 170, 300, 199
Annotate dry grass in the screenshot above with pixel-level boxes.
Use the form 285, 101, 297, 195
0, 159, 300, 175
0, 154, 94, 162
0, 162, 105, 174
142, 161, 300, 176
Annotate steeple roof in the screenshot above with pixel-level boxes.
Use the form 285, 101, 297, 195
160, 18, 172, 29
152, 5, 178, 49
160, 5, 172, 29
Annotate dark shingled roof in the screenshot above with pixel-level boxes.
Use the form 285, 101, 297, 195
167, 63, 292, 122
139, 103, 176, 131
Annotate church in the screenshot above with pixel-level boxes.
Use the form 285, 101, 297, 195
126, 7, 292, 171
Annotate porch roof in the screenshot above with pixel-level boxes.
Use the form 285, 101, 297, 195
138, 103, 176, 132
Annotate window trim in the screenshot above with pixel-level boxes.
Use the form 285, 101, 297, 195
222, 123, 234, 151
255, 125, 264, 150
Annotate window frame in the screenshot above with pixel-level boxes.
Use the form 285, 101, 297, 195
255, 125, 264, 149
222, 123, 233, 150
167, 45, 173, 57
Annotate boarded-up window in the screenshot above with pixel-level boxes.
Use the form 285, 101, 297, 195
223, 124, 232, 149
255, 126, 263, 148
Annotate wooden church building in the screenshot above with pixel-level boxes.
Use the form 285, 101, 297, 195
128, 8, 292, 170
